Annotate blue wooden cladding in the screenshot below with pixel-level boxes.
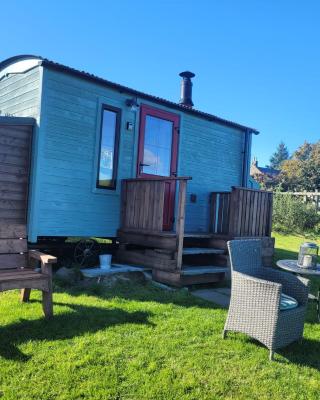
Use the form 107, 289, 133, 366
0, 56, 256, 242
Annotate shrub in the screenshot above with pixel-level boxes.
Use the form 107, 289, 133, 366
273, 193, 320, 233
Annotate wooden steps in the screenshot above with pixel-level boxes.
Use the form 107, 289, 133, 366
116, 230, 230, 287
117, 228, 275, 287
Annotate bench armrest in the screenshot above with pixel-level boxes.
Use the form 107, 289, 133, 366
29, 250, 57, 265
29, 250, 57, 276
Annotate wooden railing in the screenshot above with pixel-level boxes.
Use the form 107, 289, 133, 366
121, 179, 165, 231
209, 187, 273, 237
120, 176, 191, 269
120, 177, 190, 233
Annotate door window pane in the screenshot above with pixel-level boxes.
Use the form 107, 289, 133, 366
143, 115, 173, 176
97, 108, 120, 188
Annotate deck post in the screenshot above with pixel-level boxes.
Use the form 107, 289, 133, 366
266, 192, 273, 236
228, 187, 238, 236
120, 180, 127, 229
208, 193, 216, 233
176, 179, 187, 270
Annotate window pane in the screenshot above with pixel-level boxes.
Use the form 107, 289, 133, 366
143, 115, 173, 176
98, 109, 117, 188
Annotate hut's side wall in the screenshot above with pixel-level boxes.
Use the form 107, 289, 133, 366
0, 67, 41, 118
36, 68, 136, 239
178, 114, 245, 232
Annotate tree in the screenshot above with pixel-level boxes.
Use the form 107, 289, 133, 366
294, 141, 313, 161
278, 141, 320, 191
269, 142, 289, 169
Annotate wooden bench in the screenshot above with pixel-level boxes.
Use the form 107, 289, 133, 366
0, 224, 57, 318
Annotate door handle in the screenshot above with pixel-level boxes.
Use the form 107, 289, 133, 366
139, 162, 150, 174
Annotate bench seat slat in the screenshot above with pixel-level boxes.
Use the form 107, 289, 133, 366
0, 254, 27, 269
0, 269, 45, 282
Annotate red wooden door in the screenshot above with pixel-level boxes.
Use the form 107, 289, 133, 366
137, 104, 180, 230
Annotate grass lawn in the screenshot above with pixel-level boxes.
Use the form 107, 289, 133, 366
273, 232, 320, 294
0, 233, 320, 399
273, 232, 320, 263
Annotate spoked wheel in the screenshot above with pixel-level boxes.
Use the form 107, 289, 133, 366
74, 239, 101, 266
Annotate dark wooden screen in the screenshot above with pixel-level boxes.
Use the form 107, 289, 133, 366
120, 177, 190, 236
209, 192, 231, 234
0, 224, 27, 269
121, 179, 166, 232
0, 124, 33, 224
229, 187, 273, 237
209, 187, 273, 237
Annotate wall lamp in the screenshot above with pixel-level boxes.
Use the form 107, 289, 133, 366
126, 97, 139, 112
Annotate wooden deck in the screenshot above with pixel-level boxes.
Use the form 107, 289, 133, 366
116, 178, 274, 287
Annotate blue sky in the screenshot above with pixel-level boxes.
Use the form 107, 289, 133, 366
1, 0, 319, 166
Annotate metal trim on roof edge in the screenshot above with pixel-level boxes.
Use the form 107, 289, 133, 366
0, 55, 259, 134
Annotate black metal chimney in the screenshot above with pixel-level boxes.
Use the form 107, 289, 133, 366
179, 71, 195, 108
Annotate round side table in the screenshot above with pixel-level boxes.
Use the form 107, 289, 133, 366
277, 259, 320, 321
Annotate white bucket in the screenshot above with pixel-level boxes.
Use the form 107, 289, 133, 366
99, 254, 112, 270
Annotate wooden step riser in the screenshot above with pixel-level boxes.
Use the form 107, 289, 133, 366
207, 239, 229, 250
152, 269, 225, 287
116, 249, 177, 271
182, 238, 212, 248
183, 254, 229, 267
118, 230, 177, 251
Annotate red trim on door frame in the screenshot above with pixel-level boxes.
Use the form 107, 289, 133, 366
137, 104, 180, 230
137, 104, 180, 178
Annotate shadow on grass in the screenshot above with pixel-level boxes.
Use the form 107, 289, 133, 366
228, 333, 320, 370
0, 301, 152, 362
58, 279, 220, 311
273, 248, 299, 263
279, 338, 320, 369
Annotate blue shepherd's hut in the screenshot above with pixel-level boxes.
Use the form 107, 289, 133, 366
0, 55, 274, 286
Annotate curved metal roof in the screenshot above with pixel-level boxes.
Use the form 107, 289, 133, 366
0, 55, 259, 134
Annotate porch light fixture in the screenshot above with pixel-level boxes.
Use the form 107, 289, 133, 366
126, 97, 139, 112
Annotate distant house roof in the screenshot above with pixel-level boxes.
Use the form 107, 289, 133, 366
0, 55, 259, 135
250, 158, 280, 177
255, 166, 280, 176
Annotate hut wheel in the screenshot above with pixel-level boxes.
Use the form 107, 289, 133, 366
74, 239, 101, 266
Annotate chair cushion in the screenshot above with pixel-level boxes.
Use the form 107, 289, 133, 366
280, 293, 298, 311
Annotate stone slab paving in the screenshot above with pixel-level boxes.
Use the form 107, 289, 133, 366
191, 287, 231, 308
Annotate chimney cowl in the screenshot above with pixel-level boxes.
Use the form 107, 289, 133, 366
179, 71, 195, 108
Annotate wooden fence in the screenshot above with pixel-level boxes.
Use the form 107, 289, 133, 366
209, 187, 273, 237
276, 191, 320, 211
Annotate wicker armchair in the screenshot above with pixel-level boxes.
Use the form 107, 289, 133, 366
223, 239, 309, 360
